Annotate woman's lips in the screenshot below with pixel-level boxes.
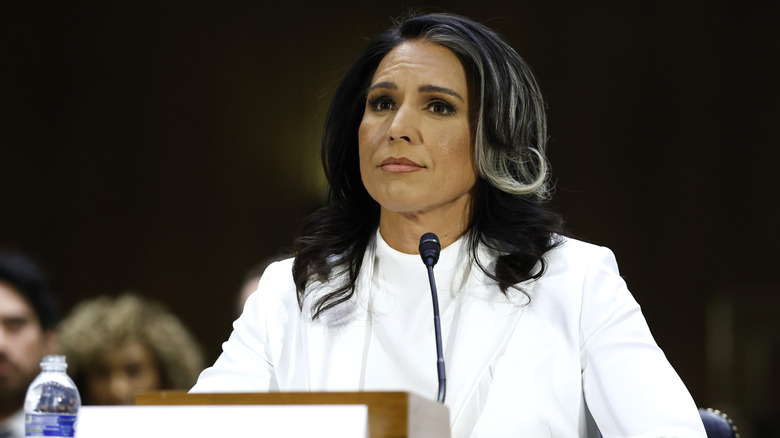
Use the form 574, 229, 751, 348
379, 157, 425, 173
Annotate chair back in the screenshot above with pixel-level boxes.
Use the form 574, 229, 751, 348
699, 408, 739, 438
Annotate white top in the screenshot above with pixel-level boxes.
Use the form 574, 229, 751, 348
192, 231, 706, 437
361, 230, 466, 396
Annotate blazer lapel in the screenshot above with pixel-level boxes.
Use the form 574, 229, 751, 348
447, 245, 535, 432
301, 236, 377, 391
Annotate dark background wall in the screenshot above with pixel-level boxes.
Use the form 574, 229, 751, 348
3, 1, 778, 436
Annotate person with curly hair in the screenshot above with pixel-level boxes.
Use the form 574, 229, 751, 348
58, 293, 203, 405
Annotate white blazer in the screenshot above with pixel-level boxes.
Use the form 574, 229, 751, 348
192, 235, 706, 437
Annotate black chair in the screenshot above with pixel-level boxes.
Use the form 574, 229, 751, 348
595, 407, 739, 438
699, 408, 739, 438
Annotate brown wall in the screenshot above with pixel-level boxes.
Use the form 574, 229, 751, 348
3, 1, 778, 435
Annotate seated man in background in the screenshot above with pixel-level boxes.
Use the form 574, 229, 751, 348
0, 250, 59, 438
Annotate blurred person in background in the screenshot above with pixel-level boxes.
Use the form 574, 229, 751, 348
0, 250, 59, 438
58, 293, 203, 405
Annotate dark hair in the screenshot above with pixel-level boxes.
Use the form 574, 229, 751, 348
293, 12, 564, 319
0, 249, 60, 330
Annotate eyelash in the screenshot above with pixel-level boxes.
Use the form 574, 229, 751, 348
366, 96, 457, 116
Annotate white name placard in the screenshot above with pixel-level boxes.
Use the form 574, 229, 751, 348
76, 404, 368, 438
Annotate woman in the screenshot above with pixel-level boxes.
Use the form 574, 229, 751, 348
59, 293, 203, 405
192, 13, 705, 437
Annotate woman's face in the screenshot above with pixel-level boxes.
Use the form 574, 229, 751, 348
84, 339, 162, 405
358, 40, 476, 220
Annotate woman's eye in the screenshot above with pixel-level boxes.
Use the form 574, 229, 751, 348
427, 100, 455, 115
368, 97, 394, 111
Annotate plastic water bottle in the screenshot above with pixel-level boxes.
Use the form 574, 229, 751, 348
24, 355, 81, 437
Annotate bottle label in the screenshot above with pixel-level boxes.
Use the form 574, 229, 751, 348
25, 413, 77, 437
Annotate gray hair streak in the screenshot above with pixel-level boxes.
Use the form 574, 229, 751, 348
420, 24, 551, 200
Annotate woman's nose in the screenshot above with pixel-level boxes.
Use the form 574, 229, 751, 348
387, 106, 419, 144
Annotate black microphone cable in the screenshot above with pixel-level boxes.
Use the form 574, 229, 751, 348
419, 232, 446, 404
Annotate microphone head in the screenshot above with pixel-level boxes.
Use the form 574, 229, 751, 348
418, 232, 441, 267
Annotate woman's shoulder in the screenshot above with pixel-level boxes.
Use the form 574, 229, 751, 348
552, 234, 613, 254
523, 236, 634, 334
526, 235, 625, 305
262, 257, 295, 279
246, 257, 298, 309
544, 235, 620, 275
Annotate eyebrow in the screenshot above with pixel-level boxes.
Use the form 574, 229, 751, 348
368, 81, 397, 92
367, 81, 464, 102
418, 84, 464, 102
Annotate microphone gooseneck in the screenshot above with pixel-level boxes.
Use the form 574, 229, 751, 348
418, 232, 446, 404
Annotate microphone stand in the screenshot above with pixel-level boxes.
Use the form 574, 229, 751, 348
426, 263, 446, 403
419, 232, 446, 404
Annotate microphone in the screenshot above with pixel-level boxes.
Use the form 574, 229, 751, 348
419, 232, 441, 267
418, 232, 446, 403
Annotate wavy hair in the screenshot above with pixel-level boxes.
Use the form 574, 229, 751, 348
58, 293, 204, 399
293, 12, 564, 319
